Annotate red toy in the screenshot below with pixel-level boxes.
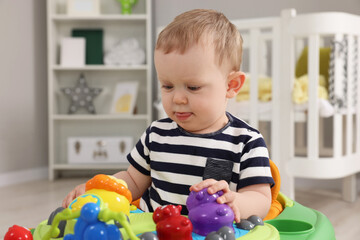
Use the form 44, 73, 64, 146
5, 225, 33, 240
153, 205, 193, 240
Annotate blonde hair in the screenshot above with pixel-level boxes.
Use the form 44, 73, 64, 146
156, 9, 243, 71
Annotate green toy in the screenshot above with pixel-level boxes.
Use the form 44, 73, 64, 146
265, 193, 335, 240
117, 0, 138, 14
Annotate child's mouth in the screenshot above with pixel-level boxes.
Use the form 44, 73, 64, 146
175, 112, 192, 121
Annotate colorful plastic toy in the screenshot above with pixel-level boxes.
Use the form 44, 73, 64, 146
117, 0, 138, 14
187, 188, 234, 236
69, 174, 132, 215
4, 225, 33, 240
153, 205, 192, 240
64, 203, 122, 240
6, 169, 336, 240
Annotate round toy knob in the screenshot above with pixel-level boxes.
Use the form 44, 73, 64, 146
4, 225, 33, 240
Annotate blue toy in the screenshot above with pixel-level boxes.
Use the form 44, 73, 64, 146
64, 203, 122, 240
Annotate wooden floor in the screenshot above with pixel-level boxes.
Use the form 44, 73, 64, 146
0, 178, 359, 239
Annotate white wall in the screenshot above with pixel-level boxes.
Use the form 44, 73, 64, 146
0, 0, 47, 181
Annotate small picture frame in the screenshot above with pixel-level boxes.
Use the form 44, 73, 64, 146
110, 82, 139, 114
67, 0, 100, 16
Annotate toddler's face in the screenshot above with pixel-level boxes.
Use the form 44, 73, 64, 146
155, 43, 232, 134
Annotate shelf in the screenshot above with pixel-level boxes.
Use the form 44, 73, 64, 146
51, 14, 148, 21
52, 114, 149, 120
54, 163, 129, 170
52, 65, 148, 71
47, 0, 152, 180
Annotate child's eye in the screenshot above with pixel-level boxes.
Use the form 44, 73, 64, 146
162, 85, 173, 90
187, 86, 200, 91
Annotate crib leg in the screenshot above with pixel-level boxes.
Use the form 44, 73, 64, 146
342, 174, 357, 202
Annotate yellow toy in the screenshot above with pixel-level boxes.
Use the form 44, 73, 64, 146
69, 174, 132, 215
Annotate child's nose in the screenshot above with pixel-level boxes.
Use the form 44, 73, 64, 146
173, 90, 188, 104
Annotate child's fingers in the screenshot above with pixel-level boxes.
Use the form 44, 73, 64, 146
189, 179, 217, 191
62, 191, 75, 208
62, 183, 85, 208
216, 191, 236, 204
217, 193, 240, 222
207, 180, 230, 195
228, 202, 241, 223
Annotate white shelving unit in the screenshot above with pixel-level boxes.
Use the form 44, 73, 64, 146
47, 0, 152, 180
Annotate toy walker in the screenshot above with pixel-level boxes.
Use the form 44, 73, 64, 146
5, 162, 335, 240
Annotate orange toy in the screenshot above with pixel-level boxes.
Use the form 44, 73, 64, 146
264, 160, 284, 220
131, 198, 141, 209
86, 174, 132, 203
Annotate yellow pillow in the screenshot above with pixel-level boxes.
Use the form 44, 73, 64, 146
295, 47, 331, 88
292, 74, 328, 104
236, 75, 272, 102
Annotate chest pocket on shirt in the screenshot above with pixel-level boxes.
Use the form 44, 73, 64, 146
203, 158, 234, 183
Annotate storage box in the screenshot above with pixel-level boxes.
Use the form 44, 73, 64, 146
67, 137, 133, 164
72, 29, 104, 64
67, 0, 100, 16
60, 37, 85, 67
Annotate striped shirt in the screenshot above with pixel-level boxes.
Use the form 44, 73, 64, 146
127, 112, 274, 215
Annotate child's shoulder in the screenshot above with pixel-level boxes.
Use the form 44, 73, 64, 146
227, 112, 261, 134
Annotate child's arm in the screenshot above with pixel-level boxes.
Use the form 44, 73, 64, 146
62, 165, 151, 208
113, 165, 152, 201
190, 179, 271, 223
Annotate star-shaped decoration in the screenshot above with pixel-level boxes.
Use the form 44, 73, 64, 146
62, 74, 102, 114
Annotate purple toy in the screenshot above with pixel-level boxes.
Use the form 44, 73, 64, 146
186, 188, 235, 236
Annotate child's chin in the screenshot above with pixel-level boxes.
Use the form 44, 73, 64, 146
177, 122, 194, 132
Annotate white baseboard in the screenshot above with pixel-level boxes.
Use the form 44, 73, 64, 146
0, 167, 48, 188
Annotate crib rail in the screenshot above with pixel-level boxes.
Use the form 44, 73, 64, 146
230, 9, 360, 199
231, 18, 281, 153
230, 16, 291, 195
282, 10, 360, 200
287, 12, 360, 36
284, 10, 360, 165
232, 17, 281, 131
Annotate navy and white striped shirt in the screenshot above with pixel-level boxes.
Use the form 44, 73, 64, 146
127, 112, 274, 215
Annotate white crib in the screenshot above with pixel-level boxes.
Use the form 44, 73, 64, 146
228, 9, 360, 201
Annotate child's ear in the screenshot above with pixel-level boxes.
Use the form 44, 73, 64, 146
226, 71, 245, 98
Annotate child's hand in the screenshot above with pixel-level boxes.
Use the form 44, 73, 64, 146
62, 183, 86, 208
190, 179, 241, 222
